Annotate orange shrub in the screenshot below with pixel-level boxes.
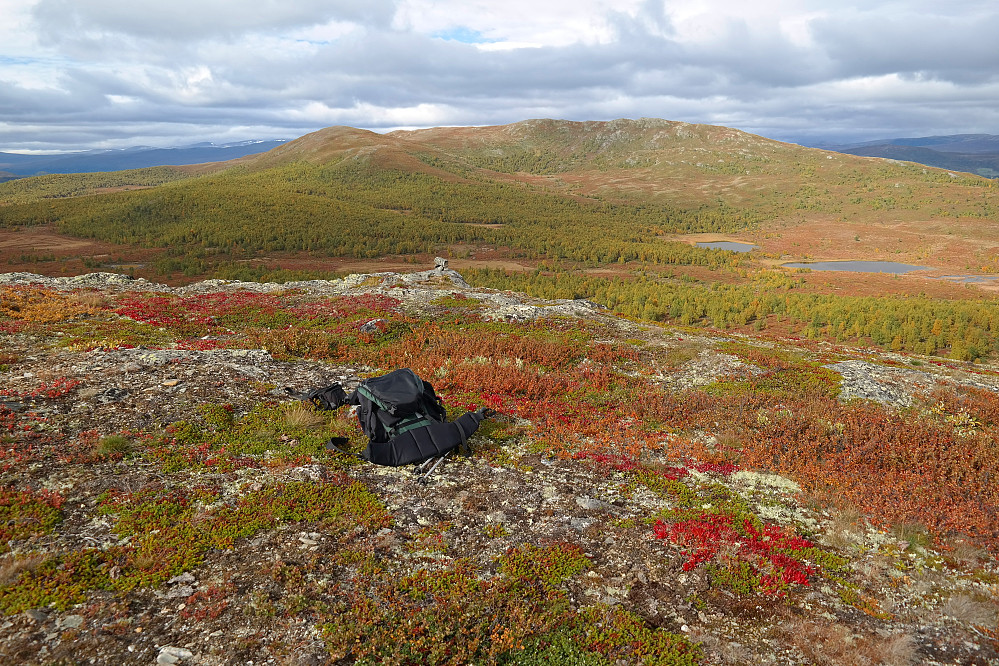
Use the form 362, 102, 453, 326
0, 287, 98, 323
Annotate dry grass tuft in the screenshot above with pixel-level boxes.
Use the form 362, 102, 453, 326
68, 291, 107, 308
882, 634, 920, 666
283, 402, 328, 430
823, 505, 866, 550
941, 594, 998, 628
0, 553, 47, 587
713, 427, 743, 453
944, 537, 986, 567
783, 620, 919, 666
661, 344, 698, 369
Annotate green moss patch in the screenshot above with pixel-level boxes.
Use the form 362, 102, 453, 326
0, 478, 387, 614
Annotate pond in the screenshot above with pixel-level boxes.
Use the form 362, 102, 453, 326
936, 275, 998, 284
695, 241, 758, 252
782, 260, 927, 274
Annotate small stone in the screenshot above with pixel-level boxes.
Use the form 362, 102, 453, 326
167, 572, 196, 585
164, 584, 194, 598
56, 614, 83, 630
359, 318, 386, 333
575, 496, 606, 511
97, 387, 130, 403
24, 609, 48, 622
294, 655, 323, 666
121, 362, 141, 373
162, 379, 181, 387
157, 646, 194, 665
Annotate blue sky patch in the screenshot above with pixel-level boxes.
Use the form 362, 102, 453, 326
432, 27, 497, 44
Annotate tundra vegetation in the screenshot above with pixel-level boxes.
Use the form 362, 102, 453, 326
0, 272, 997, 664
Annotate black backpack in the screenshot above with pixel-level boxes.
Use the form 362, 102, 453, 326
305, 368, 491, 471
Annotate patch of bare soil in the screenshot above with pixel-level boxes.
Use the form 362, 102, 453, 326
791, 270, 998, 300
0, 227, 158, 278
0, 228, 112, 254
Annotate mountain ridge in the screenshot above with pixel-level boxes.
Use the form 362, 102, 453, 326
814, 133, 999, 178
825, 133, 999, 154
0, 140, 288, 178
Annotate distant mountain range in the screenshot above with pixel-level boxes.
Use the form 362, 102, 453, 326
6, 132, 997, 182
0, 140, 288, 181
815, 134, 999, 178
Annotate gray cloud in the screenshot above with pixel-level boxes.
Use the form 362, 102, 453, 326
31, 0, 394, 41
0, 0, 997, 151
811, 9, 999, 83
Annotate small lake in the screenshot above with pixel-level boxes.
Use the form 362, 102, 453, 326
783, 260, 927, 274
937, 275, 998, 284
695, 241, 758, 252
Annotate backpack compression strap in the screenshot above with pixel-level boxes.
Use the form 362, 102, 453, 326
304, 384, 348, 411
362, 409, 490, 466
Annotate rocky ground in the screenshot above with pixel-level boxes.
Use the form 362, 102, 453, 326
1, 266, 997, 665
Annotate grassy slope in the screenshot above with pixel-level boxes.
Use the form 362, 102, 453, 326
2, 119, 995, 246
0, 119, 997, 363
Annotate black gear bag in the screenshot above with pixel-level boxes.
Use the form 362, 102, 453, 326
304, 368, 492, 478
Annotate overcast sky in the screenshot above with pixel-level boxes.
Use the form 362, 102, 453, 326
1, 0, 998, 152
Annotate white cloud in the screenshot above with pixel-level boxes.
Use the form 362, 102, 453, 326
0, 0, 43, 52
288, 101, 461, 128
